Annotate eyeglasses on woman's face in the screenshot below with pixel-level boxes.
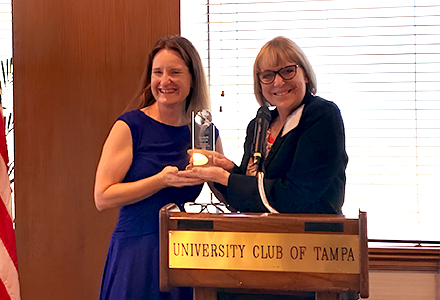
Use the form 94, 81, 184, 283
257, 64, 299, 84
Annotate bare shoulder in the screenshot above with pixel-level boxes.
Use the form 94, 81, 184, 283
103, 120, 132, 152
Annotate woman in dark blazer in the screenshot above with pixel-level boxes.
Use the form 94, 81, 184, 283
183, 36, 348, 215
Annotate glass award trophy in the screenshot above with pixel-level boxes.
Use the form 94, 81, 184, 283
190, 109, 215, 167
185, 109, 233, 214
185, 109, 230, 213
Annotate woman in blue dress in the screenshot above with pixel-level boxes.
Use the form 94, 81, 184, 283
94, 35, 222, 300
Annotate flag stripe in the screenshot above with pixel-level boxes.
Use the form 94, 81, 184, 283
0, 156, 11, 219
0, 238, 18, 300
0, 280, 12, 300
0, 117, 8, 167
0, 199, 16, 269
0, 107, 20, 300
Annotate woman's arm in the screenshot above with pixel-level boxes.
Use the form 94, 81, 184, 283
94, 120, 203, 211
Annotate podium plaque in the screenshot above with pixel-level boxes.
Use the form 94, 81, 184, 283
159, 204, 369, 300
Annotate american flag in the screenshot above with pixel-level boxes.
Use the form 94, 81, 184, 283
0, 106, 20, 300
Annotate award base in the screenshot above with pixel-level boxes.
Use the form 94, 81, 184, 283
186, 149, 214, 170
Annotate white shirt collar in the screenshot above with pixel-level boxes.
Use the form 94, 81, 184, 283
281, 104, 305, 137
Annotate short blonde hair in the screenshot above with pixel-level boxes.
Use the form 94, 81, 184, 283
125, 35, 210, 116
253, 36, 317, 106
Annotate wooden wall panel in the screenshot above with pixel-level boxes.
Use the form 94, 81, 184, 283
13, 0, 180, 299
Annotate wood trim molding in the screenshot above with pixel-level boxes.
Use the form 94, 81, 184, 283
368, 248, 440, 272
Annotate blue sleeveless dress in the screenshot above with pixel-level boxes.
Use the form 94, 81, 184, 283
99, 109, 202, 300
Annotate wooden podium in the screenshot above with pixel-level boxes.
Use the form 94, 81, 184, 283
159, 204, 369, 300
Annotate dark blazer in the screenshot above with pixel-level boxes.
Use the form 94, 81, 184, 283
219, 92, 348, 214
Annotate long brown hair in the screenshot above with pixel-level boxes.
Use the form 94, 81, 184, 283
125, 35, 210, 116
